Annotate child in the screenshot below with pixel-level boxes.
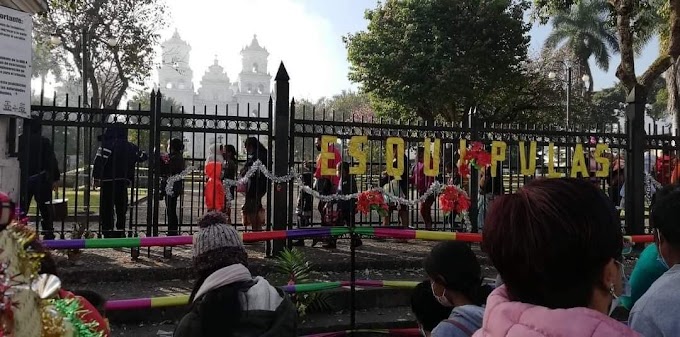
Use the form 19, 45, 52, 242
443, 161, 462, 230
411, 280, 454, 337
381, 171, 408, 229
204, 144, 225, 213
293, 164, 314, 247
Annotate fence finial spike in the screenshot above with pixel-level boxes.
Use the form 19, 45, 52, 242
275, 62, 290, 81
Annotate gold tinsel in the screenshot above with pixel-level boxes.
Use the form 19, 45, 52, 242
0, 223, 44, 337
40, 304, 66, 337
8, 223, 44, 279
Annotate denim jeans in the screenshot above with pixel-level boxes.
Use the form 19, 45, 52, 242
477, 194, 494, 232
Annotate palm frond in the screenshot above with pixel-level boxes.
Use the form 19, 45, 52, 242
273, 247, 331, 318
544, 28, 571, 51
590, 37, 610, 71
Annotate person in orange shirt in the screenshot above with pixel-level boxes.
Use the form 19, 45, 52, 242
314, 136, 342, 247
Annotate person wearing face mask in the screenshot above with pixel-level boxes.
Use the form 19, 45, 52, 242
411, 280, 453, 337
629, 184, 680, 336
620, 194, 669, 311
425, 241, 493, 337
475, 178, 640, 337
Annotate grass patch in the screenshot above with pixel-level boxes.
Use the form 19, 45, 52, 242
28, 188, 147, 216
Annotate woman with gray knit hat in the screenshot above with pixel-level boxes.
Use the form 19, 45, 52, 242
174, 212, 297, 337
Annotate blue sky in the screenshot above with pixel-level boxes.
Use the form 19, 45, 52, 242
159, 0, 661, 100
299, 0, 660, 91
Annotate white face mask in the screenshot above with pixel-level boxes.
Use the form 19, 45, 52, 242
431, 282, 453, 307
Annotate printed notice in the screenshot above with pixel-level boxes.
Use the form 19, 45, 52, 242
0, 6, 31, 118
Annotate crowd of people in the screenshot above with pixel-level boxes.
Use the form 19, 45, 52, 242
410, 178, 677, 337
5, 172, 680, 335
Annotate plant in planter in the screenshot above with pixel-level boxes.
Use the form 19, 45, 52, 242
273, 248, 330, 319
65, 223, 95, 265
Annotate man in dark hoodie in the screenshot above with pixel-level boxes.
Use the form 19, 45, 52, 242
174, 212, 297, 337
19, 117, 60, 239
92, 125, 148, 238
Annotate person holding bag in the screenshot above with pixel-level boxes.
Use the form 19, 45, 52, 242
160, 138, 186, 236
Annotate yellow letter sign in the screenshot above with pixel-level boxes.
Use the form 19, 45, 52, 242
386, 137, 405, 179
570, 144, 589, 178
547, 142, 564, 178
348, 136, 367, 175
519, 141, 537, 176
490, 141, 506, 177
423, 138, 441, 177
320, 135, 338, 176
594, 143, 610, 177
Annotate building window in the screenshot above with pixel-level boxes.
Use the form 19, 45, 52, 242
247, 84, 253, 94
257, 84, 264, 94
252, 63, 258, 73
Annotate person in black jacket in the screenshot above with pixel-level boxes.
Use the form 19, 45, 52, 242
160, 138, 185, 236
19, 118, 60, 240
240, 137, 268, 231
334, 161, 361, 248
478, 163, 503, 232
92, 125, 148, 238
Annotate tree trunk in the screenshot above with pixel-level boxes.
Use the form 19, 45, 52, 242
613, 0, 637, 90
669, 59, 680, 133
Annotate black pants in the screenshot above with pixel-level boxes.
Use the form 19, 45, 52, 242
21, 173, 54, 239
100, 180, 128, 238
166, 194, 180, 236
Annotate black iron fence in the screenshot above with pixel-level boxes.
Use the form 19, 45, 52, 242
23, 91, 272, 239
19, 67, 680, 241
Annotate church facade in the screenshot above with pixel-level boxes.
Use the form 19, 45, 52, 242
158, 30, 272, 158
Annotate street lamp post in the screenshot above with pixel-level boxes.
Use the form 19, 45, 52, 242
81, 27, 88, 107
548, 63, 590, 128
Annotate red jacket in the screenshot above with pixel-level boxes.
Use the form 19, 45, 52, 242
315, 144, 341, 189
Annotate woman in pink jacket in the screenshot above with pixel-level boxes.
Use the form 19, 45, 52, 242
475, 178, 640, 337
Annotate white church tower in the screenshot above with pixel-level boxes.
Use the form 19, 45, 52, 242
158, 32, 272, 159
159, 30, 194, 111
235, 35, 272, 118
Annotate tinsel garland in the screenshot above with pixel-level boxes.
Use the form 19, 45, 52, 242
0, 223, 43, 337
166, 160, 664, 212
164, 161, 450, 207
50, 298, 102, 337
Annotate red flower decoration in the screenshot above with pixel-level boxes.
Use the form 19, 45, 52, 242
357, 190, 389, 217
458, 142, 491, 177
438, 185, 471, 215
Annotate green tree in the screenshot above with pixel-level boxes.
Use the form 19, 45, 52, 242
127, 92, 181, 151
542, 0, 619, 91
343, 0, 530, 123
533, 0, 673, 94
32, 40, 62, 94
33, 0, 169, 108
